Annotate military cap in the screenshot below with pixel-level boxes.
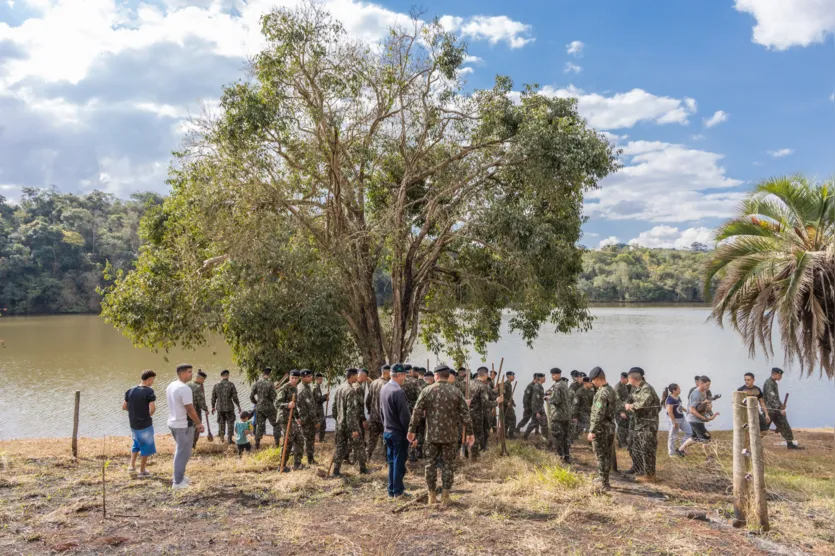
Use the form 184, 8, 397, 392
300, 369, 313, 377
570, 370, 580, 378
506, 371, 515, 376
263, 367, 272, 375
457, 367, 466, 372
404, 364, 413, 371
345, 368, 358, 377
433, 364, 450, 373
579, 372, 587, 378
550, 367, 562, 375
381, 364, 392, 371
629, 367, 645, 376
424, 371, 434, 378
620, 372, 628, 378
560, 377, 569, 382
358, 368, 368, 375
582, 376, 592, 383
588, 367, 604, 380
771, 367, 784, 375
392, 363, 404, 373
220, 369, 230, 376
314, 372, 324, 378
197, 370, 207, 378
289, 369, 301, 377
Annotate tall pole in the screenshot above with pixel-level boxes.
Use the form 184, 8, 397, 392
731, 391, 749, 527
746, 395, 769, 531
72, 391, 80, 460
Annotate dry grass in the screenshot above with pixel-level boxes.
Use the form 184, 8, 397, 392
0, 430, 830, 555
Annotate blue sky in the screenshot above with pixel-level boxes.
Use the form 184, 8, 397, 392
0, 0, 833, 248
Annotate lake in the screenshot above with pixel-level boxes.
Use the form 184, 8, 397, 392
1, 308, 832, 440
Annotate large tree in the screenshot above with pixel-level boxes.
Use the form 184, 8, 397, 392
101, 3, 617, 379
705, 175, 835, 378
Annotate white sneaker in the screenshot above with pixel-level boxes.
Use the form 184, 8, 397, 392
127, 467, 137, 474
181, 476, 190, 485
172, 481, 190, 490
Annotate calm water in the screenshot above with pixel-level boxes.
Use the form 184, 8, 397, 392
1, 309, 833, 440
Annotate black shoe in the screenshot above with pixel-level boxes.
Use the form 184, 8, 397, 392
359, 467, 371, 475
308, 457, 317, 465
623, 468, 637, 475
331, 469, 342, 478
787, 443, 805, 450
293, 463, 306, 471
279, 466, 291, 473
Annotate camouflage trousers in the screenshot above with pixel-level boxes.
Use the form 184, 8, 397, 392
333, 429, 366, 471
631, 429, 658, 476
278, 420, 303, 467
480, 413, 491, 450
516, 409, 532, 431
216, 410, 236, 443
300, 422, 317, 462
591, 424, 615, 486
504, 406, 517, 438
425, 442, 457, 491
318, 409, 326, 441
255, 409, 280, 447
767, 411, 794, 442
409, 421, 425, 461
571, 414, 590, 444
469, 411, 484, 459
523, 414, 545, 439
366, 420, 384, 460
615, 414, 630, 448
551, 420, 571, 458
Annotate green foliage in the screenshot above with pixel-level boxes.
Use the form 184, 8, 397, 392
0, 188, 161, 314
706, 175, 835, 378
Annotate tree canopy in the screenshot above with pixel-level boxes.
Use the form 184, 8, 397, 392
97, 4, 616, 378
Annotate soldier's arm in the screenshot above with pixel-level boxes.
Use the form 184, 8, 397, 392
231, 384, 241, 410
249, 385, 257, 405
408, 393, 427, 434
211, 385, 218, 410
459, 392, 474, 431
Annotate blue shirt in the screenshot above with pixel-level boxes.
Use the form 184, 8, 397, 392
235, 420, 252, 444
666, 395, 684, 419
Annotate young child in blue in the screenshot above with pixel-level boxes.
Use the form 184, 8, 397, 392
235, 411, 254, 457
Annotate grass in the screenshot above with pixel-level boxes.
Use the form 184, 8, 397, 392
0, 430, 831, 555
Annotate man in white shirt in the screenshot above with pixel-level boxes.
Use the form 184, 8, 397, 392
166, 364, 204, 489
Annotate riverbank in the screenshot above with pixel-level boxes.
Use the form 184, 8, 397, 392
1, 430, 832, 555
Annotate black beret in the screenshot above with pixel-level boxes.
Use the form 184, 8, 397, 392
582, 377, 592, 383
301, 369, 312, 376
392, 363, 404, 373
620, 372, 628, 378
550, 368, 562, 375
381, 364, 391, 371
289, 369, 301, 377
561, 377, 569, 382
314, 372, 324, 378
457, 367, 466, 372
589, 367, 604, 380
570, 370, 580, 378
220, 369, 230, 376
404, 364, 413, 371
424, 371, 434, 377
263, 367, 272, 374
771, 367, 784, 375
630, 367, 645, 376
358, 368, 368, 375
345, 368, 358, 377
506, 371, 515, 376
196, 370, 206, 378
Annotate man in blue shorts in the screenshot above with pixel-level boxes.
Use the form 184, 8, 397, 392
123, 370, 158, 477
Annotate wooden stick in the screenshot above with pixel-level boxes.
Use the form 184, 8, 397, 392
498, 374, 508, 456
279, 393, 297, 473
746, 395, 769, 531
205, 409, 214, 442
392, 491, 429, 513
324, 370, 333, 429
732, 391, 750, 527
72, 391, 80, 460
101, 435, 107, 520
782, 393, 789, 409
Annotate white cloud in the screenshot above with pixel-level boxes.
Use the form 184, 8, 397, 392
463, 55, 483, 65
769, 148, 794, 157
829, 92, 834, 101
538, 85, 698, 130
586, 141, 744, 222
691, 134, 706, 141
563, 62, 582, 74
597, 236, 621, 249
440, 14, 534, 49
734, 0, 835, 50
628, 226, 715, 249
566, 40, 584, 56
456, 66, 474, 76
703, 110, 729, 128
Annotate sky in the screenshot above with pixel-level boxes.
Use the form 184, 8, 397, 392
0, 0, 833, 249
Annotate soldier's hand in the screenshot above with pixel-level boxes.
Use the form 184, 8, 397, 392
315, 423, 320, 430
362, 421, 368, 430
780, 409, 786, 416
352, 431, 359, 439
324, 394, 329, 401
466, 399, 471, 407
497, 396, 504, 403
624, 403, 634, 411
407, 432, 416, 443
572, 418, 578, 423
197, 424, 205, 433
765, 415, 771, 424
288, 401, 296, 409
619, 412, 627, 419
466, 435, 475, 447
587, 433, 595, 442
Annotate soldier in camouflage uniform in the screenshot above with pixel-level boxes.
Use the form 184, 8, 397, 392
349, 369, 369, 463
763, 368, 802, 449
408, 365, 474, 505
503, 371, 517, 438
572, 377, 596, 445
250, 368, 280, 449
365, 364, 391, 460
614, 372, 631, 449
624, 368, 661, 481
522, 373, 546, 441
515, 377, 536, 433
275, 370, 305, 470
402, 365, 425, 462
548, 368, 572, 461
211, 369, 241, 444
313, 373, 328, 442
296, 369, 320, 464
467, 367, 502, 460
189, 370, 209, 448
567, 371, 583, 444
587, 367, 620, 490
331, 368, 368, 476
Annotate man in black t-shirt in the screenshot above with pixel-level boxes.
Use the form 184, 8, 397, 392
122, 370, 158, 476
738, 372, 771, 432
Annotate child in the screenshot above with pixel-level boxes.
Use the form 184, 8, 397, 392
235, 411, 254, 457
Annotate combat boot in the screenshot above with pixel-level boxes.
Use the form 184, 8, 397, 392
441, 491, 451, 505
427, 490, 438, 505
330, 466, 342, 478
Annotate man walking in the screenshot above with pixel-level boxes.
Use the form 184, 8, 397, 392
515, 376, 536, 433
623, 367, 660, 482
587, 367, 619, 491
276, 370, 305, 470
381, 365, 411, 497
313, 372, 328, 441
502, 371, 517, 438
408, 365, 473, 505
365, 364, 391, 460
166, 364, 204, 490
403, 364, 424, 462
764, 368, 802, 449
468, 367, 501, 459
572, 377, 595, 445
211, 369, 241, 444
522, 373, 546, 442
123, 369, 157, 477
738, 372, 771, 433
189, 370, 209, 449
331, 369, 368, 476
250, 368, 279, 449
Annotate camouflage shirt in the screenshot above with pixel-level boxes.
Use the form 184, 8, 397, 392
468, 380, 497, 417
211, 379, 240, 412
409, 382, 472, 444
189, 381, 208, 413
501, 380, 514, 411
353, 383, 367, 423
366, 376, 389, 423
332, 382, 361, 433
403, 377, 424, 411
275, 383, 298, 424
589, 384, 618, 435
529, 382, 545, 415
762, 378, 783, 411
548, 380, 572, 421
522, 381, 535, 411
295, 382, 319, 425
573, 387, 595, 419
630, 381, 661, 432
614, 382, 630, 404
250, 378, 276, 412
313, 383, 327, 420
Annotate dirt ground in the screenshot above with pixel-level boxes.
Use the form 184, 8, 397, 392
0, 429, 832, 555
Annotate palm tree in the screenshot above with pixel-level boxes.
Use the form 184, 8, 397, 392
705, 175, 835, 378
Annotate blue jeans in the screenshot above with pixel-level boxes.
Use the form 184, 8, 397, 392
384, 431, 408, 496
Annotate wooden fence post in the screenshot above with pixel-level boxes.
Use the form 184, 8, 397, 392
72, 391, 81, 460
731, 391, 749, 527
746, 395, 769, 531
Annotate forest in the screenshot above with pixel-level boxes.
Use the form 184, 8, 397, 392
0, 189, 710, 315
